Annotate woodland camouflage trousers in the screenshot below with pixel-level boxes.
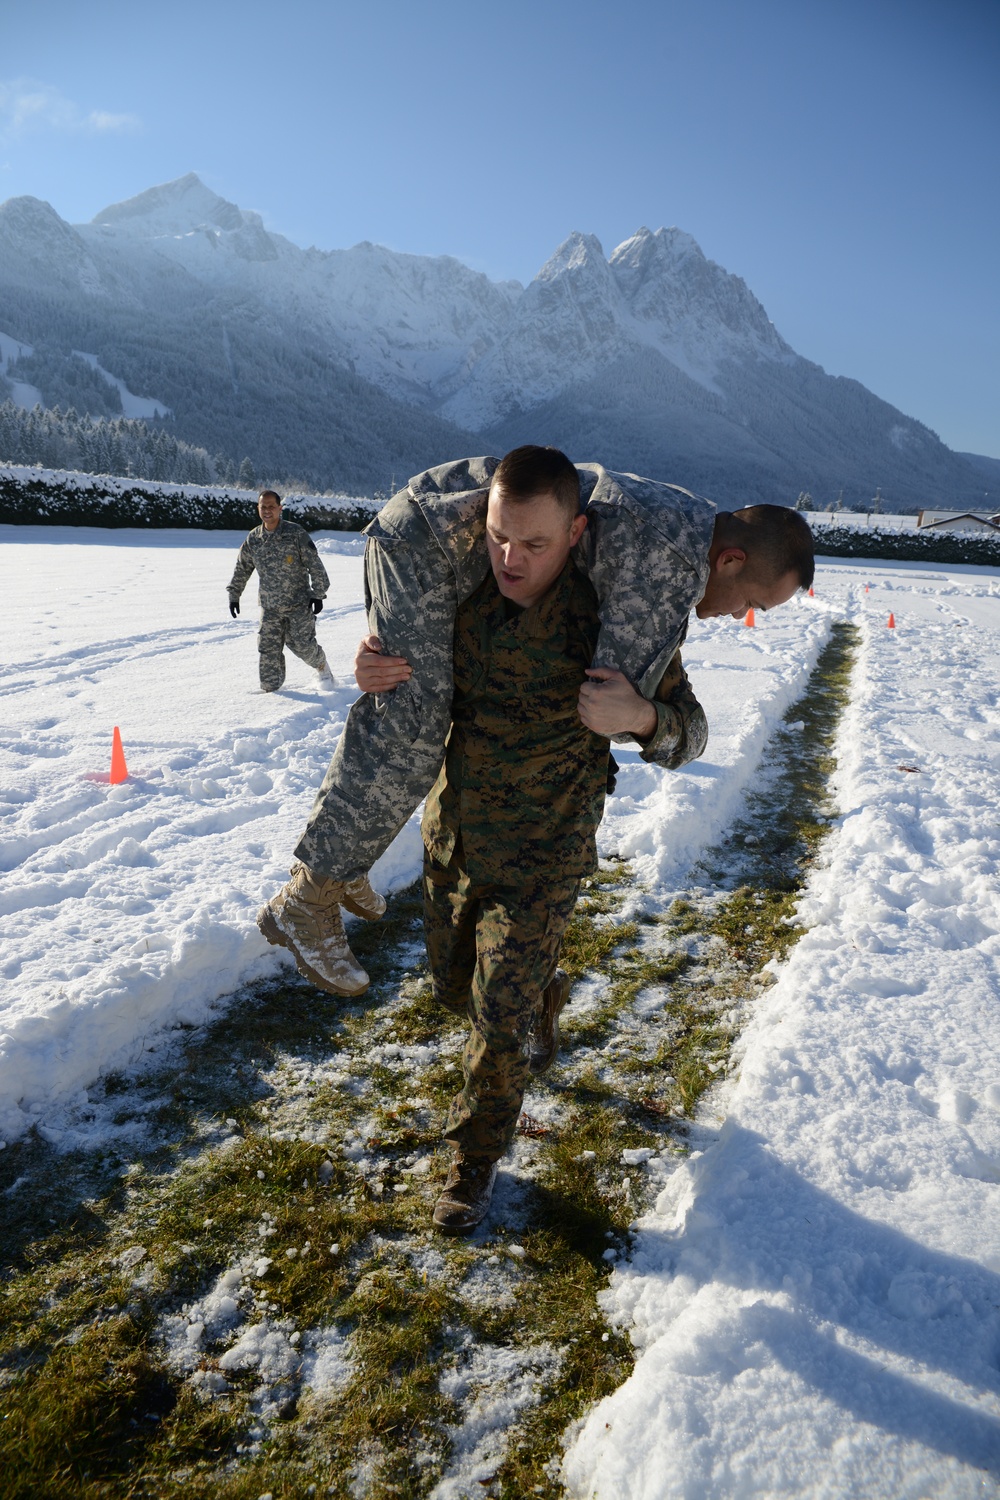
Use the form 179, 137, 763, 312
423, 843, 581, 1163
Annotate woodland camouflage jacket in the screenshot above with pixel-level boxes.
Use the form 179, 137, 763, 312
422, 562, 609, 882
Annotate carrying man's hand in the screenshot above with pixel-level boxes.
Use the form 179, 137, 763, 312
229, 598, 240, 619
578, 667, 657, 740
355, 635, 413, 694
310, 597, 324, 615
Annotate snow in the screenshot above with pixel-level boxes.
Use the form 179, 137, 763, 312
2, 526, 1000, 1493
71, 350, 171, 419
563, 558, 1000, 1498
432, 1341, 563, 1498
0, 526, 369, 1143
0, 330, 43, 410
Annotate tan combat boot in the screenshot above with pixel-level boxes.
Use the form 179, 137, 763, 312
256, 863, 382, 996
337, 872, 387, 921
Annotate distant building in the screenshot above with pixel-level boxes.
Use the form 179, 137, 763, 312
916, 510, 1000, 534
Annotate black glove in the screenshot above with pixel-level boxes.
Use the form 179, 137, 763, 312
310, 597, 324, 615
229, 598, 240, 618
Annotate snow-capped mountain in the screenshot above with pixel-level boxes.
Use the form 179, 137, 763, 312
433, 225, 795, 430
0, 174, 988, 505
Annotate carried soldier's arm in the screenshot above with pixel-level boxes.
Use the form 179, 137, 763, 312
635, 648, 707, 770
577, 648, 706, 772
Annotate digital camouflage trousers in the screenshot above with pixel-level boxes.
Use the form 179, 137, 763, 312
258, 605, 327, 691
423, 844, 581, 1164
294, 492, 459, 877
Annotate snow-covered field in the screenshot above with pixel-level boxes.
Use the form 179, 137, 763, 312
2, 525, 999, 1495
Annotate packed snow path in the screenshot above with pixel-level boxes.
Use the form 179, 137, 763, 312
2, 526, 999, 1497
566, 562, 1000, 1498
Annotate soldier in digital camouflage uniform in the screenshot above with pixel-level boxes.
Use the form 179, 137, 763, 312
227, 489, 333, 692
257, 453, 814, 1000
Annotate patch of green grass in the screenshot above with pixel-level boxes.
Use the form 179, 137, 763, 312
559, 912, 639, 979
707, 885, 805, 968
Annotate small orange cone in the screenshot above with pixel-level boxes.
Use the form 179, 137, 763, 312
865, 585, 870, 594
110, 726, 129, 784
808, 587, 815, 598
745, 608, 755, 627
887, 612, 896, 630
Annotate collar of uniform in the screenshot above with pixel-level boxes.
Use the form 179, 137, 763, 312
495, 557, 577, 640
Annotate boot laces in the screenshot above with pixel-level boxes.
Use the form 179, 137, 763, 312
311, 898, 347, 947
285, 879, 347, 949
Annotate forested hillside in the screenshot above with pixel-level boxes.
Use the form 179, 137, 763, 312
0, 281, 478, 493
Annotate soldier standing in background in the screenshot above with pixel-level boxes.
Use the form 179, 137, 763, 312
227, 489, 334, 692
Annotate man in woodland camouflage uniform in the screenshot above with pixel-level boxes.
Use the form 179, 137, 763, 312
227, 489, 334, 692
257, 454, 814, 997
421, 447, 711, 1231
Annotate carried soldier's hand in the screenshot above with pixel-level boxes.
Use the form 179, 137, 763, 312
578, 667, 657, 740
310, 597, 324, 615
355, 634, 413, 694
229, 599, 240, 618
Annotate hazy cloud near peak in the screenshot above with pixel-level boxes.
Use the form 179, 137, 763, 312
0, 79, 140, 138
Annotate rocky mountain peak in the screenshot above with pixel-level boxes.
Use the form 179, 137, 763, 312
535, 230, 608, 281
610, 225, 789, 357
0, 194, 73, 240
90, 173, 245, 236
0, 195, 110, 294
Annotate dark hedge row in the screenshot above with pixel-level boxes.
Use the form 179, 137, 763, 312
0, 470, 378, 533
812, 522, 1000, 567
4, 470, 998, 568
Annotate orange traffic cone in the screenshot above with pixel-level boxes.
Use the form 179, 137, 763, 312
110, 726, 129, 784
887, 612, 896, 630
808, 587, 815, 598
745, 608, 755, 627
865, 585, 870, 594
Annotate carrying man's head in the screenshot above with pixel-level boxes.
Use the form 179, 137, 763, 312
697, 505, 815, 619
486, 446, 586, 610
258, 490, 283, 531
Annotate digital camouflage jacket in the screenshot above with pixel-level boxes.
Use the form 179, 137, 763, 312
227, 517, 330, 611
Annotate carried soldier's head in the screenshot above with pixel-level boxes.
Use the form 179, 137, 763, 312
486, 446, 587, 611
697, 504, 814, 619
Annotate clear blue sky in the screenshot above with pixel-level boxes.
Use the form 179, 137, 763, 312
2, 0, 997, 457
